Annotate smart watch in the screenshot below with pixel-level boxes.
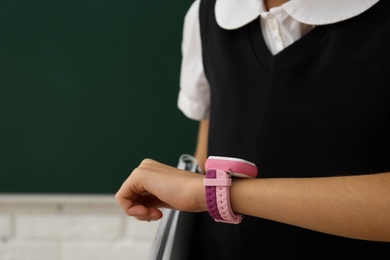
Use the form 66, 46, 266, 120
203, 156, 258, 224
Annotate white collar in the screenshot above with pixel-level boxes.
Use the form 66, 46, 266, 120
215, 0, 380, 30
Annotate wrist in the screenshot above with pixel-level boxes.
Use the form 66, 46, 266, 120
192, 174, 207, 212
229, 178, 251, 215
203, 156, 258, 224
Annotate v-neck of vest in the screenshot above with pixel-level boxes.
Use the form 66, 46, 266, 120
246, 18, 331, 76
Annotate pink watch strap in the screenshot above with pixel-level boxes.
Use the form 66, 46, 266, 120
204, 156, 258, 224
215, 169, 242, 224
204, 169, 223, 220
204, 169, 241, 224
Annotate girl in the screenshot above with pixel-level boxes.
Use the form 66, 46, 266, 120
117, 0, 390, 258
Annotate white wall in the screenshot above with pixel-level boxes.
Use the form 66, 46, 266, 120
0, 195, 159, 260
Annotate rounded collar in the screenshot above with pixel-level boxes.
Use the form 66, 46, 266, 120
215, 0, 380, 29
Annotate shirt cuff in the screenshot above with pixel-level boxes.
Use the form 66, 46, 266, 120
177, 90, 210, 121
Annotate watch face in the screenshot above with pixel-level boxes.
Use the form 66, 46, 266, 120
205, 156, 258, 178
207, 156, 256, 166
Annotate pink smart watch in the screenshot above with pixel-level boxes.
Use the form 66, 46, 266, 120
203, 156, 258, 224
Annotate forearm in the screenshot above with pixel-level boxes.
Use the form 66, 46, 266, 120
117, 158, 390, 241
194, 119, 209, 173
229, 172, 390, 242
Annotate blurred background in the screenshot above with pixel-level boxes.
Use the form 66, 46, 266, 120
0, 0, 195, 259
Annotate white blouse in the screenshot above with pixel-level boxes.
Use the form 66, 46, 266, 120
177, 0, 380, 121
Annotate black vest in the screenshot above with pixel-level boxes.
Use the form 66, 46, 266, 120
188, 0, 390, 259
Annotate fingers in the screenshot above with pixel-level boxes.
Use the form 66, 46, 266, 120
115, 175, 139, 215
115, 158, 205, 221
128, 193, 172, 221
128, 204, 163, 221
115, 159, 173, 221
115, 187, 166, 221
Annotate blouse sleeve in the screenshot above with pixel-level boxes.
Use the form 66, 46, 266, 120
177, 0, 210, 121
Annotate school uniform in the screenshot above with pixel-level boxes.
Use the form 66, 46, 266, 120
178, 0, 390, 258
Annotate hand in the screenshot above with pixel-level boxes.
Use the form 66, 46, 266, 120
115, 159, 205, 221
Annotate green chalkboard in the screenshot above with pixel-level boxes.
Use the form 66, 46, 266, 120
0, 0, 197, 193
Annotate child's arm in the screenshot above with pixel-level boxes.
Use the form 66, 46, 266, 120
230, 172, 390, 242
116, 159, 390, 242
194, 120, 209, 173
